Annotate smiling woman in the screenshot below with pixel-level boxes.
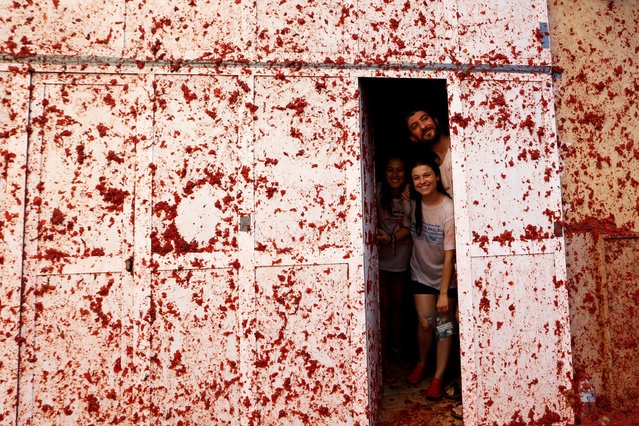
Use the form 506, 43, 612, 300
404, 157, 456, 398
375, 154, 411, 384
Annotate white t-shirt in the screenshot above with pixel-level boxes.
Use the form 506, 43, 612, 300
404, 197, 456, 290
440, 149, 453, 199
377, 191, 411, 272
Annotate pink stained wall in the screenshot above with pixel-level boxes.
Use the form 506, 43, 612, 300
548, 0, 639, 413
5, 0, 633, 424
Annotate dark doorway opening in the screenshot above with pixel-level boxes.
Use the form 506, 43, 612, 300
359, 78, 460, 424
360, 78, 449, 164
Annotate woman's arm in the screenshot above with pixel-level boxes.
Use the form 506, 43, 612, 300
393, 225, 410, 242
437, 249, 455, 314
401, 183, 411, 201
377, 228, 391, 244
379, 224, 409, 246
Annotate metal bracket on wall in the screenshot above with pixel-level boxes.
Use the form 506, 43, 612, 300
539, 22, 550, 49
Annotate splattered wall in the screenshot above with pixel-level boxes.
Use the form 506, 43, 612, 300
549, 0, 639, 414
0, 0, 635, 425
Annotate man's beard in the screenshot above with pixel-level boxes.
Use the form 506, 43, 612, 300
418, 126, 440, 145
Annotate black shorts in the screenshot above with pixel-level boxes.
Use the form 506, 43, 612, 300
411, 280, 458, 297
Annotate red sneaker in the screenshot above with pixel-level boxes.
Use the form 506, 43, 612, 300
407, 363, 426, 384
425, 377, 443, 400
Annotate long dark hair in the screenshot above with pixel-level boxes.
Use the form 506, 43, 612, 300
379, 154, 407, 214
409, 157, 450, 236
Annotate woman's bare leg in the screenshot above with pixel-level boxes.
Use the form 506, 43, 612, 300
414, 293, 437, 365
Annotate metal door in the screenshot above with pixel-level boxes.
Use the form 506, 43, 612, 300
17, 71, 365, 424
0, 69, 29, 423
19, 73, 151, 424
148, 74, 248, 424
453, 74, 573, 424
251, 75, 363, 424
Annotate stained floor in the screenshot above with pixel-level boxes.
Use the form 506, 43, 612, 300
378, 362, 463, 426
377, 361, 639, 426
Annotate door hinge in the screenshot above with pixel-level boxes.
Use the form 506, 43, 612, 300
539, 22, 550, 49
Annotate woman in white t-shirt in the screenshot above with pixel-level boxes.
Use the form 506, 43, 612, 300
404, 157, 456, 401
376, 155, 411, 379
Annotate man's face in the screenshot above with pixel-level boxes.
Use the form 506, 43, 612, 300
407, 111, 440, 145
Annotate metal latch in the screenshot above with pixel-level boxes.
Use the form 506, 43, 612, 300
125, 257, 133, 273
240, 215, 251, 232
553, 221, 563, 238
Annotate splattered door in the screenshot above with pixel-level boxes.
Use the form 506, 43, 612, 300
1, 69, 29, 424
16, 71, 364, 423
453, 75, 573, 424
19, 73, 151, 424
148, 74, 248, 423
250, 76, 362, 424
18, 72, 250, 424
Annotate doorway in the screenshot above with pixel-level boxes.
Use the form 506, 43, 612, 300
359, 77, 461, 424
360, 77, 449, 158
